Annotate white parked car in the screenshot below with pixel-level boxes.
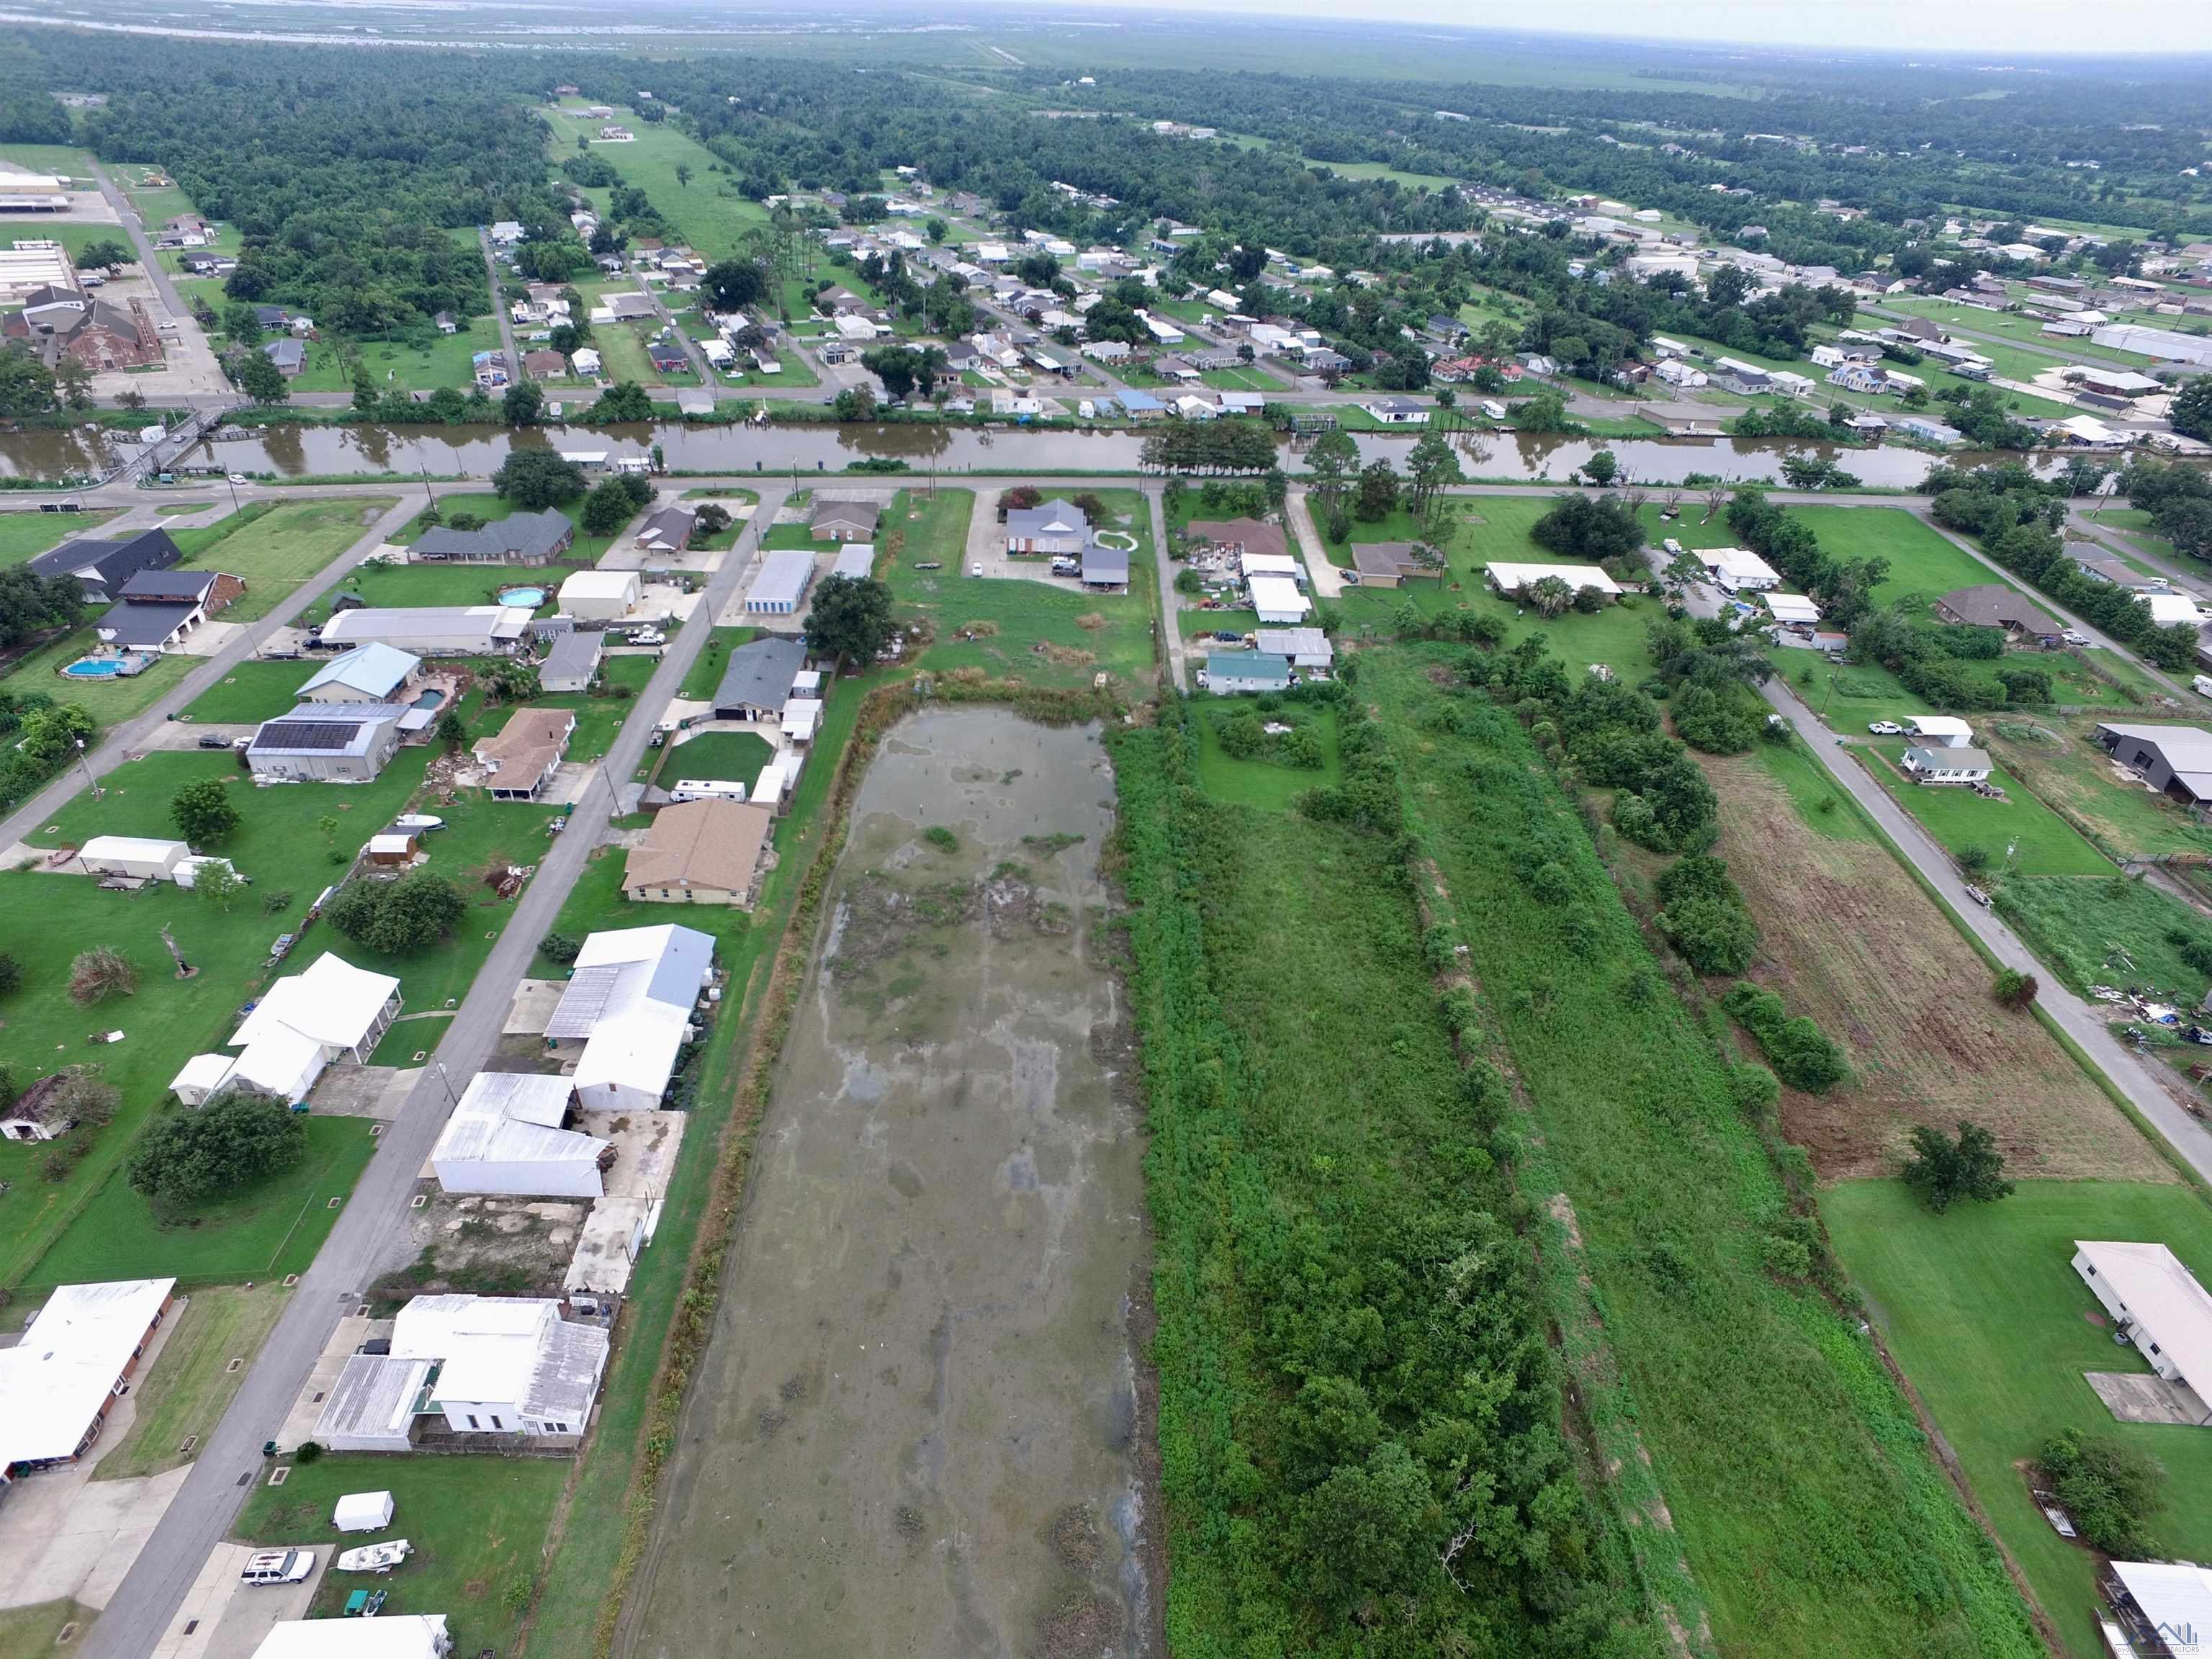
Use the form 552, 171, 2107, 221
240, 1550, 314, 1586
2061, 629, 2090, 646
970, 562, 984, 577
228, 473, 248, 485
1868, 721, 1904, 736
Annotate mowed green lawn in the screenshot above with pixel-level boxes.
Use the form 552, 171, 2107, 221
0, 508, 119, 567
234, 1455, 568, 1659
657, 728, 773, 786
26, 1118, 375, 1287
1827, 1180, 2212, 1659
178, 499, 397, 622
1788, 506, 2010, 612
92, 1282, 289, 1478
883, 487, 1163, 689
1866, 742, 2113, 876
1190, 701, 1341, 809
552, 107, 769, 262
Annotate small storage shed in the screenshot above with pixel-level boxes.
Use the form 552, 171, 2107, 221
77, 836, 190, 882
333, 1491, 395, 1533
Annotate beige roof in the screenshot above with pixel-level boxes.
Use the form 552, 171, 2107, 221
475, 708, 575, 793
624, 799, 773, 897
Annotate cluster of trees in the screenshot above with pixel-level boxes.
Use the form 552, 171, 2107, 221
2038, 1429, 2164, 1557
327, 870, 469, 956
580, 469, 655, 536
802, 573, 896, 664
1928, 462, 2200, 672
1902, 1120, 2014, 1213
1722, 981, 1850, 1092
1847, 607, 2055, 713
129, 1087, 305, 1218
1727, 487, 1891, 631
1654, 854, 1761, 976
1216, 702, 1326, 769
0, 691, 96, 815
0, 564, 89, 649
2119, 459, 2212, 562
492, 449, 589, 511
1138, 416, 1278, 475
1530, 492, 1643, 567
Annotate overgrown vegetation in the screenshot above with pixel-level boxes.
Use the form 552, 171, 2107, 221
2038, 1429, 2164, 1558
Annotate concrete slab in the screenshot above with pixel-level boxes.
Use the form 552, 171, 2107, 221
2087, 1370, 2212, 1425
197, 1544, 325, 1659
579, 1107, 687, 1200
179, 622, 243, 660
504, 979, 564, 1037
307, 1064, 407, 1120
143, 720, 253, 752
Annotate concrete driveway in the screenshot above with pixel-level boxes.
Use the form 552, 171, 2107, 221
149, 1543, 325, 1659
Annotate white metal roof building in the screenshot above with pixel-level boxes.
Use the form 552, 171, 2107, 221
1697, 547, 1781, 590
1246, 573, 1310, 624
555, 569, 642, 621
1255, 627, 1332, 668
431, 1074, 603, 1200
1905, 714, 1975, 748
745, 547, 816, 617
2074, 1240, 2212, 1412
548, 925, 716, 1110
2108, 1561, 2212, 1655
176, 953, 403, 1106
830, 544, 876, 581
1485, 562, 1625, 599
0, 1277, 176, 1473
253, 1616, 451, 1659
393, 1295, 608, 1438
319, 606, 530, 655
75, 835, 191, 882
316, 1352, 438, 1453
297, 643, 421, 703
1763, 593, 1821, 625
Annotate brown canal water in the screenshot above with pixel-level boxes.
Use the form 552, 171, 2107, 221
620, 707, 1156, 1659
0, 417, 2049, 488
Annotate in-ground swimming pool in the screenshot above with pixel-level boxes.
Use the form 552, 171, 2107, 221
497, 587, 546, 608
410, 688, 446, 712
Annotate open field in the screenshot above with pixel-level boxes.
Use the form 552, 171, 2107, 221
0, 1602, 90, 1659
1981, 715, 2212, 861
1880, 295, 2163, 366
177, 498, 396, 621
1865, 742, 2116, 876
1702, 747, 2167, 1182
1189, 698, 1341, 808
673, 626, 760, 700
234, 1454, 568, 1659
93, 1283, 289, 1478
1828, 1180, 2212, 1659
547, 105, 770, 262
182, 660, 320, 724
25, 1118, 376, 1287
0, 508, 117, 567
1360, 647, 2040, 1659
1995, 872, 2212, 1007
881, 487, 1161, 690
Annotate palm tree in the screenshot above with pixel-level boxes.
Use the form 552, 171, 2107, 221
675, 163, 693, 189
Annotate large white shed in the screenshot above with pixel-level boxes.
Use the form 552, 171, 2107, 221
76, 836, 190, 882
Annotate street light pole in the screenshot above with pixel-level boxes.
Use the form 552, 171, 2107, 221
73, 737, 99, 799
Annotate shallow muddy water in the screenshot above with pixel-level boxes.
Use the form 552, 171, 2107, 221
621, 706, 1154, 1659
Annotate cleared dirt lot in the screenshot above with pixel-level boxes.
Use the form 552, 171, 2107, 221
621, 708, 1156, 1659
1703, 752, 2170, 1182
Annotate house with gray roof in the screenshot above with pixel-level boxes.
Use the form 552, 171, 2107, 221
1934, 584, 2063, 640
1082, 540, 1129, 590
30, 528, 183, 603
1006, 498, 1092, 556
540, 630, 603, 693
809, 499, 879, 542
297, 642, 423, 703
713, 634, 809, 720
413, 509, 574, 566
247, 703, 408, 783
261, 338, 305, 377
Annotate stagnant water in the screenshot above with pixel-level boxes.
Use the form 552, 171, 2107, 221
621, 707, 1155, 1659
1, 414, 2060, 490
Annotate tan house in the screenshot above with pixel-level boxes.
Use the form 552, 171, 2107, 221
474, 708, 576, 801
622, 799, 773, 907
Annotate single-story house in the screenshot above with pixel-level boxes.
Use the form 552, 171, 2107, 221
247, 703, 408, 783
546, 924, 716, 1110
556, 569, 642, 622
1185, 518, 1287, 564
2096, 723, 2212, 806
1082, 541, 1130, 590
809, 500, 879, 543
173, 953, 402, 1105
431, 1073, 604, 1200
1005, 498, 1092, 556
1902, 745, 1993, 785
1349, 542, 1437, 588
0, 1278, 176, 1474
318, 606, 530, 656
1203, 652, 1292, 695
2072, 1240, 2212, 1414
522, 349, 567, 379
1360, 395, 1429, 426
713, 634, 809, 720
1697, 547, 1780, 592
412, 509, 573, 566
2069, 550, 2168, 594
622, 799, 775, 907
297, 642, 422, 704
28, 528, 184, 604
745, 548, 815, 618
1935, 584, 2063, 640
474, 708, 576, 800
539, 630, 603, 693
1905, 714, 1976, 748
96, 569, 246, 651
634, 503, 696, 555
1485, 562, 1624, 602
261, 338, 305, 378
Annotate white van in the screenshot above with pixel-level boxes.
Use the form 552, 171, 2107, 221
2194, 675, 2212, 701
240, 1550, 314, 1586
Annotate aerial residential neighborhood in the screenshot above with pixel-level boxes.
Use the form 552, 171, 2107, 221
2, 9, 2212, 1659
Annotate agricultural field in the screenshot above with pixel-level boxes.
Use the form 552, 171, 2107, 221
1701, 747, 2165, 1182
1359, 647, 2041, 1659
879, 487, 1162, 690
234, 1454, 568, 1659
0, 507, 118, 567
90, 1282, 289, 1478
1864, 742, 2116, 876
1828, 1181, 2212, 1659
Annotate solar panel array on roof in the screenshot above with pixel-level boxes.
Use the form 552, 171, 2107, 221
261, 721, 364, 751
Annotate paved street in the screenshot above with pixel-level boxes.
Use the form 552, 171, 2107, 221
1147, 483, 1185, 692
81, 487, 788, 1659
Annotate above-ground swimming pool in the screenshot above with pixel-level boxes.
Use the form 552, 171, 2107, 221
62, 655, 148, 678
497, 587, 545, 608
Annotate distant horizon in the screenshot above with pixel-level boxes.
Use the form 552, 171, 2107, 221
956, 0, 2212, 58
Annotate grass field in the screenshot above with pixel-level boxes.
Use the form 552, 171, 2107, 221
0, 508, 117, 567
25, 1118, 376, 1288
549, 106, 770, 263
1866, 742, 2116, 876
234, 1455, 568, 1659
1982, 716, 2212, 861
183, 661, 317, 724
657, 728, 773, 787
1189, 699, 1340, 809
0, 1602, 90, 1659
2090, 508, 2183, 564
1996, 872, 2212, 1005
1828, 1180, 2212, 1659
675, 626, 761, 701
881, 487, 1161, 691
1298, 156, 1461, 191
1703, 747, 2165, 1183
94, 1283, 289, 1478
1879, 296, 2163, 367
1361, 649, 2040, 1659
176, 499, 396, 622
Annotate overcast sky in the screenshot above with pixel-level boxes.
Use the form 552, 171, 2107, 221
1062, 0, 2212, 55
